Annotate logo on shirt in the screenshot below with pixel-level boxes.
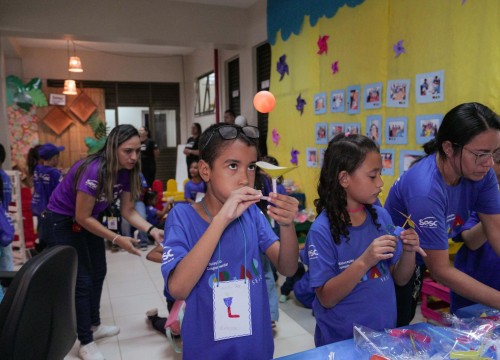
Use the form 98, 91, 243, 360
418, 216, 438, 229
308, 245, 319, 260
162, 248, 174, 264
85, 179, 98, 190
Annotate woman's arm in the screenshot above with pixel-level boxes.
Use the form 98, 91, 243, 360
75, 191, 140, 255
120, 191, 163, 244
424, 249, 500, 309
460, 222, 486, 251
477, 213, 500, 254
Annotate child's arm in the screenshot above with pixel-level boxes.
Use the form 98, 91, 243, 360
167, 186, 263, 300
315, 234, 398, 308
264, 192, 299, 277
391, 228, 421, 286
156, 200, 173, 219
146, 243, 163, 263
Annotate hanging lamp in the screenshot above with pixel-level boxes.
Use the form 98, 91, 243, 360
68, 40, 83, 72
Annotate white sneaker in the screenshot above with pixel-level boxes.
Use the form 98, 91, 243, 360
79, 342, 104, 360
91, 324, 120, 340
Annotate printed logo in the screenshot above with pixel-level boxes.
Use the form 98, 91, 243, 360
85, 179, 98, 190
308, 244, 319, 260
418, 216, 438, 229
162, 248, 174, 264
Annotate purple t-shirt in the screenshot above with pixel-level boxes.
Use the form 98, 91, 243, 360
47, 159, 131, 217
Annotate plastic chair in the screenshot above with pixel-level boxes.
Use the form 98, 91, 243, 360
163, 179, 185, 202
0, 245, 78, 360
152, 180, 164, 210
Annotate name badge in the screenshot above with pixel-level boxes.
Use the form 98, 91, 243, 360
107, 217, 118, 230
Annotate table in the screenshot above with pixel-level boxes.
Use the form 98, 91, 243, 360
455, 303, 499, 319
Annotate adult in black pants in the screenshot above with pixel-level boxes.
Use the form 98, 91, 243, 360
139, 126, 159, 187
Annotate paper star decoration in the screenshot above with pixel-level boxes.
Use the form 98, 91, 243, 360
296, 94, 306, 115
393, 40, 406, 58
276, 54, 289, 81
317, 35, 329, 55
331, 61, 339, 74
462, 0, 466, 4
290, 148, 300, 166
272, 128, 280, 147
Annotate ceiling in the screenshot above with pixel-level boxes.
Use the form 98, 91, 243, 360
5, 0, 259, 57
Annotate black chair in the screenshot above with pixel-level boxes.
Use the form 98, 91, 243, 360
0, 245, 78, 360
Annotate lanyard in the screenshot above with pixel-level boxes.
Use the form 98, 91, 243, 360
201, 199, 247, 285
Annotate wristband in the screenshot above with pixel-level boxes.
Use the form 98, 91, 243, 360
147, 225, 155, 235
111, 234, 120, 244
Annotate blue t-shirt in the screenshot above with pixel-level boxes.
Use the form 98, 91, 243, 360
161, 203, 278, 360
146, 205, 159, 225
451, 212, 500, 313
305, 206, 401, 345
384, 154, 500, 264
0, 169, 12, 212
184, 179, 206, 201
47, 159, 131, 218
31, 164, 63, 216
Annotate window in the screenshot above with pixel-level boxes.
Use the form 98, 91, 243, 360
195, 72, 215, 116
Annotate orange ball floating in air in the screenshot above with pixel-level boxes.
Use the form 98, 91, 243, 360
253, 91, 276, 113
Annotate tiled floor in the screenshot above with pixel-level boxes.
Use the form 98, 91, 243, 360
63, 245, 424, 359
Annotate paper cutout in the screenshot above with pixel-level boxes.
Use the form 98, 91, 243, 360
69, 91, 97, 123
296, 94, 306, 115
272, 128, 280, 147
42, 106, 73, 135
276, 54, 289, 81
393, 40, 406, 58
317, 35, 329, 55
6, 75, 48, 112
331, 61, 339, 74
290, 148, 300, 166
256, 161, 297, 179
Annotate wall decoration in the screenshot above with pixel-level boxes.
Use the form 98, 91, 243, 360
315, 122, 328, 144
49, 93, 66, 106
69, 91, 97, 123
387, 80, 410, 108
42, 106, 73, 135
317, 35, 329, 55
276, 54, 289, 81
290, 148, 300, 165
319, 147, 326, 168
306, 147, 318, 167
314, 92, 327, 114
272, 128, 280, 147
346, 85, 361, 114
416, 114, 442, 144
345, 122, 361, 135
386, 117, 408, 145
400, 150, 425, 174
84, 114, 108, 154
330, 90, 345, 113
416, 70, 444, 103
364, 82, 382, 110
296, 94, 306, 115
366, 115, 382, 145
329, 123, 344, 140
6, 76, 48, 112
381, 149, 395, 176
331, 61, 339, 74
393, 40, 406, 57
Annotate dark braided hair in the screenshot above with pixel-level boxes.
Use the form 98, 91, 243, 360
314, 133, 381, 244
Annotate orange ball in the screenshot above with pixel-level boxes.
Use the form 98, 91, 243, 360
253, 91, 276, 113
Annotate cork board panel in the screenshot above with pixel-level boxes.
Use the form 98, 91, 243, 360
42, 106, 73, 135
69, 91, 97, 123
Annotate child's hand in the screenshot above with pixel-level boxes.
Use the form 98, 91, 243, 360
399, 229, 427, 257
217, 186, 263, 223
150, 227, 164, 245
266, 192, 299, 227
361, 235, 398, 268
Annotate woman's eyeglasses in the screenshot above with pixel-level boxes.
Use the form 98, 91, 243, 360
462, 146, 500, 164
201, 125, 259, 151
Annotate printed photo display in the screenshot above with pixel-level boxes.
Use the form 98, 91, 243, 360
315, 122, 328, 144
363, 82, 382, 110
306, 147, 318, 167
400, 150, 425, 174
386, 117, 408, 145
330, 90, 345, 113
380, 149, 395, 176
329, 123, 344, 140
346, 85, 361, 114
366, 115, 382, 145
314, 92, 327, 114
416, 70, 444, 103
387, 79, 410, 108
416, 114, 442, 144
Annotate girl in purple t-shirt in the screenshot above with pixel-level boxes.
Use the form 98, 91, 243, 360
40, 125, 164, 360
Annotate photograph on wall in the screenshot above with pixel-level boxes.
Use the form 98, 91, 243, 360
315, 122, 328, 144
380, 149, 395, 176
366, 115, 382, 145
400, 150, 425, 174
329, 123, 344, 140
387, 79, 410, 108
386, 117, 408, 145
345, 122, 361, 136
306, 147, 318, 167
346, 85, 361, 114
416, 114, 442, 144
416, 70, 444, 103
330, 89, 345, 113
363, 82, 382, 110
314, 92, 327, 114
319, 147, 326, 168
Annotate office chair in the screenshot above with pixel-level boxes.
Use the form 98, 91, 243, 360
0, 245, 78, 360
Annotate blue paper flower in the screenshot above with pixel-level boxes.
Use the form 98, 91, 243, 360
276, 54, 289, 81
296, 94, 306, 115
393, 40, 406, 58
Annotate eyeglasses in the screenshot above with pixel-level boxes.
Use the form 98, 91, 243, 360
201, 125, 259, 151
461, 146, 500, 165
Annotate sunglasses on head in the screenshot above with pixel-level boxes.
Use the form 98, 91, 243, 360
201, 125, 259, 151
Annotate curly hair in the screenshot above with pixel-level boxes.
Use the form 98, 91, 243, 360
314, 133, 381, 244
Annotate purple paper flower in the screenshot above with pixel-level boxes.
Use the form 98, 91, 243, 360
276, 54, 289, 81
272, 128, 280, 147
331, 61, 339, 74
296, 94, 306, 115
317, 35, 329, 55
290, 148, 300, 166
393, 40, 405, 58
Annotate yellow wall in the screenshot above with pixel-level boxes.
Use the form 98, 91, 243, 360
268, 0, 500, 210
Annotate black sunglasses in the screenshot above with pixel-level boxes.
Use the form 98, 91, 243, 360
201, 125, 259, 151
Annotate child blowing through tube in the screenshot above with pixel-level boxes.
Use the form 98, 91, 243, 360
161, 123, 299, 360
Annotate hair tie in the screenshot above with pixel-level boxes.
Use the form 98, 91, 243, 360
345, 132, 351, 137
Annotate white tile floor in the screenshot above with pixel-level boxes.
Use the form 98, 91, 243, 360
63, 245, 425, 359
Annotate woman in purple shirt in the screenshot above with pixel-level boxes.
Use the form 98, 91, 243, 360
40, 125, 163, 360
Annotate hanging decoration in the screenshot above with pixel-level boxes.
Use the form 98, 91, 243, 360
296, 94, 306, 115
84, 113, 108, 154
6, 76, 48, 112
331, 61, 339, 74
272, 128, 280, 147
290, 148, 300, 166
317, 35, 329, 55
276, 54, 289, 81
393, 40, 406, 58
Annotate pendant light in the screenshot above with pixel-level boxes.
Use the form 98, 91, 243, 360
63, 40, 79, 95
68, 41, 83, 72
